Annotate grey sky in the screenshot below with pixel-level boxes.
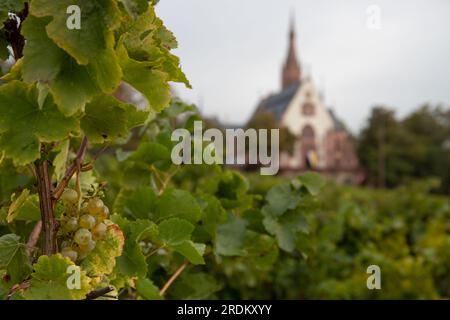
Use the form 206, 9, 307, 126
156, 0, 450, 133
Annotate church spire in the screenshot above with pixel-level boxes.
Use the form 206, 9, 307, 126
282, 14, 301, 90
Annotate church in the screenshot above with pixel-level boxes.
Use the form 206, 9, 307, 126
250, 20, 361, 183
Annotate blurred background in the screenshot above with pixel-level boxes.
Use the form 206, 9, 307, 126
156, 0, 450, 193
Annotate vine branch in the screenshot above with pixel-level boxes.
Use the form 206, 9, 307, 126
53, 137, 88, 201
35, 159, 57, 255
26, 220, 42, 257
159, 261, 188, 297
85, 286, 115, 300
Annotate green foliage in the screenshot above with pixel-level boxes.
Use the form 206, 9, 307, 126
0, 81, 78, 165
81, 224, 124, 276
24, 254, 91, 300
0, 234, 32, 284
358, 105, 450, 192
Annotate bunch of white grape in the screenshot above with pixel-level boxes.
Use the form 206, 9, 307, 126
58, 188, 109, 262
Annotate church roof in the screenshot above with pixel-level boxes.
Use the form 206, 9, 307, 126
328, 108, 347, 132
256, 83, 299, 121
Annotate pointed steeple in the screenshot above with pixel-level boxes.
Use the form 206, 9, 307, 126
282, 14, 301, 90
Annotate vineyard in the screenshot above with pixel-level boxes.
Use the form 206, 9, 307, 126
0, 0, 449, 300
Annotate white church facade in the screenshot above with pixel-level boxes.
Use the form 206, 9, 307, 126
250, 20, 361, 183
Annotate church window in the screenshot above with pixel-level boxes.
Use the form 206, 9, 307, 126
302, 102, 315, 116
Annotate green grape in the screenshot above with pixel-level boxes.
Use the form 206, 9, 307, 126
97, 205, 110, 221
61, 188, 78, 204
92, 223, 107, 239
65, 217, 78, 232
87, 198, 104, 214
79, 214, 96, 229
61, 247, 78, 262
74, 228, 92, 245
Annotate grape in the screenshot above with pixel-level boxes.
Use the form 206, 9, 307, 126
92, 223, 107, 239
61, 188, 78, 204
65, 217, 78, 232
61, 247, 78, 262
97, 205, 110, 221
79, 214, 96, 229
74, 228, 92, 245
87, 198, 104, 214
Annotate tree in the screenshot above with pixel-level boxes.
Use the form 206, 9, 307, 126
358, 105, 450, 193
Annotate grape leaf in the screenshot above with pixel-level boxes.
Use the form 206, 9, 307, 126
136, 277, 161, 300
114, 186, 157, 220
199, 194, 227, 239
113, 218, 156, 277
264, 182, 301, 216
49, 57, 99, 116
117, 44, 170, 112
158, 218, 194, 246
0, 58, 22, 81
81, 95, 148, 144
244, 231, 279, 271
173, 241, 205, 265
169, 272, 222, 299
21, 16, 64, 83
0, 12, 6, 25
53, 139, 69, 182
0, 0, 26, 14
0, 31, 9, 60
0, 234, 32, 284
262, 209, 308, 253
30, 0, 121, 65
7, 189, 40, 222
0, 81, 79, 165
116, 241, 147, 277
81, 224, 124, 276
22, 15, 121, 116
297, 172, 325, 196
24, 254, 91, 300
215, 213, 247, 256
154, 188, 202, 223
129, 142, 171, 165
119, 7, 190, 88
118, 0, 149, 18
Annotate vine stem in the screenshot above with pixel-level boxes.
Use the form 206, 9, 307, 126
35, 159, 57, 255
85, 286, 115, 300
26, 221, 42, 257
33, 137, 88, 256
53, 137, 88, 201
159, 261, 188, 297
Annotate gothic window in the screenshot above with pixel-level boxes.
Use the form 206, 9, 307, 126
302, 102, 315, 116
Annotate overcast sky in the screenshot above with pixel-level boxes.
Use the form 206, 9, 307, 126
156, 0, 450, 133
